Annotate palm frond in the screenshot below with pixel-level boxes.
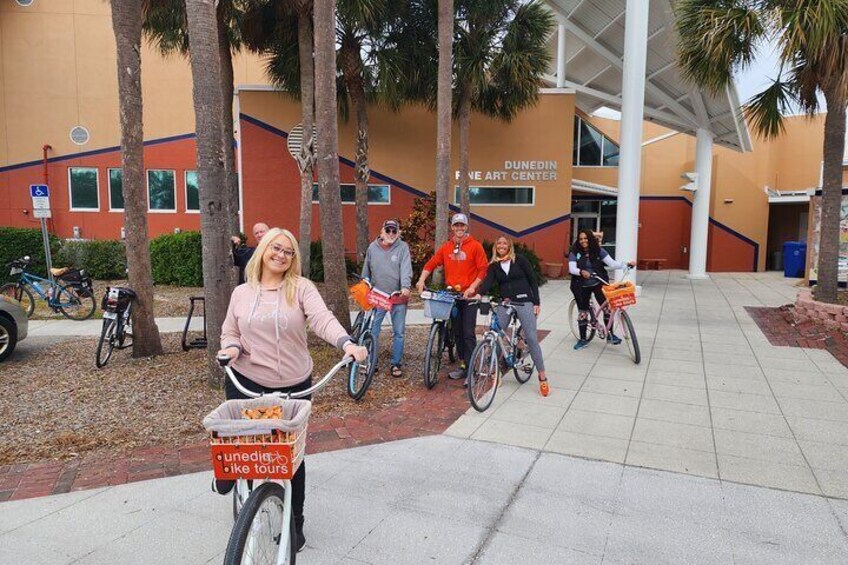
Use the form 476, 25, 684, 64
742, 76, 798, 139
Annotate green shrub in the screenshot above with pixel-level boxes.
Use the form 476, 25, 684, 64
54, 239, 127, 280
309, 240, 359, 283
150, 231, 203, 286
0, 227, 60, 285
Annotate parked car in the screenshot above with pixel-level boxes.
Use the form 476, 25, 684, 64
0, 294, 28, 362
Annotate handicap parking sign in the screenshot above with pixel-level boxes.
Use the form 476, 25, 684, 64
30, 184, 49, 198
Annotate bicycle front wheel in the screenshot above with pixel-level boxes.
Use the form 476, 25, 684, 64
95, 319, 117, 368
511, 326, 536, 384
568, 298, 596, 343
348, 331, 377, 400
224, 482, 295, 565
423, 323, 444, 390
0, 283, 35, 318
351, 310, 365, 341
617, 310, 641, 365
468, 339, 498, 412
56, 283, 96, 320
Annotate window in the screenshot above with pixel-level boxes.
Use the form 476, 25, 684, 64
147, 169, 176, 212
453, 186, 534, 206
108, 168, 123, 211
572, 116, 620, 167
311, 183, 391, 204
68, 167, 99, 211
185, 171, 200, 212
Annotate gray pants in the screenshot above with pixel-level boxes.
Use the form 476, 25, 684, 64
496, 302, 545, 372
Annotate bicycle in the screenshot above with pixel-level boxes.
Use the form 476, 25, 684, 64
567, 266, 640, 364
95, 286, 136, 368
420, 287, 459, 389
207, 353, 356, 565
1, 256, 96, 320
466, 298, 537, 412
347, 275, 400, 400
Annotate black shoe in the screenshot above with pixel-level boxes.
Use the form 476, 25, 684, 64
294, 515, 306, 552
213, 479, 235, 495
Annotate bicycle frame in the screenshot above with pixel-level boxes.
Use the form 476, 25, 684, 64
17, 271, 79, 308
480, 301, 521, 368
585, 265, 634, 338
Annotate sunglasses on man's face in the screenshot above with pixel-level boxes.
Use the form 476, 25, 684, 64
384, 228, 398, 234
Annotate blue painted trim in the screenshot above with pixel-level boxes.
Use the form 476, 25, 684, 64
0, 133, 196, 174
239, 113, 572, 238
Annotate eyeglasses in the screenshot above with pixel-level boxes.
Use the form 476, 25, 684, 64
384, 228, 398, 234
269, 244, 296, 258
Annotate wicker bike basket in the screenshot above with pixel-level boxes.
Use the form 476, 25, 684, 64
602, 281, 637, 310
203, 398, 311, 480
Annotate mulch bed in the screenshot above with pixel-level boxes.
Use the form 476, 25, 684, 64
746, 305, 848, 367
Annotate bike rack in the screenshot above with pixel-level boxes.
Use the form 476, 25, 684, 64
181, 296, 208, 351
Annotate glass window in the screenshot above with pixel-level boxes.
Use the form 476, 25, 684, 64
69, 167, 99, 210
108, 168, 123, 210
185, 171, 200, 211
453, 186, 534, 205
572, 200, 599, 214
578, 120, 603, 166
312, 183, 390, 204
602, 138, 620, 167
147, 170, 176, 211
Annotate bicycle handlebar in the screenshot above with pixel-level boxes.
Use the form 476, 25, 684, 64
350, 273, 402, 298
217, 353, 355, 400
590, 264, 633, 286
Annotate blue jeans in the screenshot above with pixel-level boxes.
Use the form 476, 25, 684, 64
371, 304, 407, 367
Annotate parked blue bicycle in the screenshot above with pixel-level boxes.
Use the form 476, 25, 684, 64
1, 256, 96, 320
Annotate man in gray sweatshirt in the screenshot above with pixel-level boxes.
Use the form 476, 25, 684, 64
361, 219, 413, 377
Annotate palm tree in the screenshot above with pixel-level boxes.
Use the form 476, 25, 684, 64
675, 0, 848, 304
184, 0, 235, 383
451, 0, 554, 217
314, 0, 352, 329
109, 0, 164, 359
142, 0, 242, 237
434, 0, 454, 256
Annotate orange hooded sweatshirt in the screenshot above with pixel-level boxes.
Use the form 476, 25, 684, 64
423, 235, 488, 291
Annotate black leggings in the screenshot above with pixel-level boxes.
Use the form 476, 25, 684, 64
224, 369, 312, 520
452, 301, 478, 367
572, 283, 609, 340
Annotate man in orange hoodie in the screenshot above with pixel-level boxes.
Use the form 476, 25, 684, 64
416, 213, 489, 379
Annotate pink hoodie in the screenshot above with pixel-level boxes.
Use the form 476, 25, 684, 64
220, 277, 351, 388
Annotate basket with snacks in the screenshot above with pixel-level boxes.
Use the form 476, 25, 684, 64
202, 397, 311, 481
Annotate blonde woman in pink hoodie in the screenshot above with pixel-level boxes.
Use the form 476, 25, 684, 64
216, 227, 367, 553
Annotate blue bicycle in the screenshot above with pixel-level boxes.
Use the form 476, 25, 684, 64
1, 256, 96, 320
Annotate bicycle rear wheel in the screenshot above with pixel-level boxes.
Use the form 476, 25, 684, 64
511, 326, 536, 384
95, 319, 117, 368
468, 339, 498, 412
0, 283, 34, 318
617, 310, 641, 365
224, 482, 296, 565
423, 322, 444, 390
56, 283, 96, 320
348, 330, 377, 400
445, 320, 456, 363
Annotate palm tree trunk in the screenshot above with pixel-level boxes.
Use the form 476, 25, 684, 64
217, 8, 239, 239
434, 0, 454, 267
297, 6, 315, 277
110, 0, 162, 359
314, 0, 351, 330
458, 88, 471, 218
185, 0, 234, 384
815, 88, 847, 304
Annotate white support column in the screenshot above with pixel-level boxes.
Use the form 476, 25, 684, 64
614, 0, 650, 283
557, 23, 567, 88
687, 128, 714, 279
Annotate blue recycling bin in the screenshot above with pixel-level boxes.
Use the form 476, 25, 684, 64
782, 241, 807, 278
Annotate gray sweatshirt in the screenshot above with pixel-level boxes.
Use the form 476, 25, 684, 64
361, 237, 413, 294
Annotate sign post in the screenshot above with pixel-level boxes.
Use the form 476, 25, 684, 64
30, 185, 54, 281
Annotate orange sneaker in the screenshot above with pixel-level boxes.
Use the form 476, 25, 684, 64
539, 380, 550, 397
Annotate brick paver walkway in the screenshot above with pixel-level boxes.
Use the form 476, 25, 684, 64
747, 305, 848, 366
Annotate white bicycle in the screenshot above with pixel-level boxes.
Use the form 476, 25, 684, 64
206, 354, 354, 565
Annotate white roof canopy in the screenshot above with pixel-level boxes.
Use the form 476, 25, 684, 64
545, 0, 752, 152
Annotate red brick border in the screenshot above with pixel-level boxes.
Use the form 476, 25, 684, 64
746, 305, 848, 366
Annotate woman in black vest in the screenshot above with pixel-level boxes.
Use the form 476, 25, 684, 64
479, 236, 549, 396
568, 229, 634, 350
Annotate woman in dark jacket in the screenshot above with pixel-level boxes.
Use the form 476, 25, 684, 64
479, 236, 549, 396
568, 229, 634, 350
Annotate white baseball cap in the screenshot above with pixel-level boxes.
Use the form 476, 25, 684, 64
451, 213, 469, 226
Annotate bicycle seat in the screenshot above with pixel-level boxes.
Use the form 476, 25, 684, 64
50, 267, 70, 277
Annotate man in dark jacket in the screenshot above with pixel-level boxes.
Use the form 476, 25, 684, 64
231, 222, 269, 285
